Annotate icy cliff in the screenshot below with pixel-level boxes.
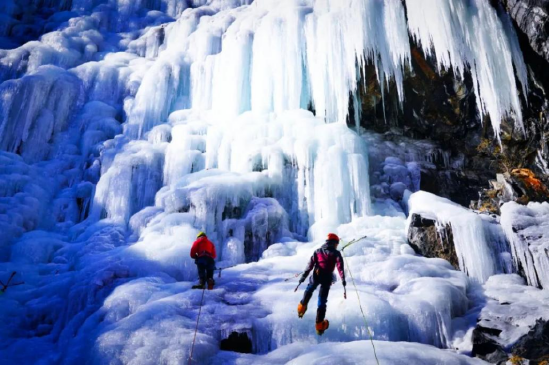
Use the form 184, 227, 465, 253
0, 0, 547, 364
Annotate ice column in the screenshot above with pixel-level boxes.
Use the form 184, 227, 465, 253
501, 202, 549, 289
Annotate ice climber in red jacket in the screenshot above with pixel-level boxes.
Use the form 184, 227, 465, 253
297, 233, 346, 335
190, 231, 217, 290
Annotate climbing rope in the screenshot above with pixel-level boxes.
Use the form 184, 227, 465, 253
0, 271, 24, 295
188, 287, 206, 365
342, 240, 381, 366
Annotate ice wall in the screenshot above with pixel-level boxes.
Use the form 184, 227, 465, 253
0, 66, 81, 162
96, 109, 371, 242
500, 201, 549, 289
90, 0, 530, 246
0, 0, 531, 247
0, 0, 529, 170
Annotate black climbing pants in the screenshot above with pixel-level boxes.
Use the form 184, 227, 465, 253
301, 270, 332, 323
196, 256, 215, 283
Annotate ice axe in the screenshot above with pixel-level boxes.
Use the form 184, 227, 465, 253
284, 272, 303, 282
340, 236, 367, 252
294, 280, 304, 292
215, 265, 238, 278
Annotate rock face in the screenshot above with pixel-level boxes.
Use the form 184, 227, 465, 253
511, 319, 549, 364
472, 320, 550, 365
473, 319, 549, 365
471, 169, 549, 214
407, 213, 459, 269
501, 0, 549, 61
471, 326, 509, 365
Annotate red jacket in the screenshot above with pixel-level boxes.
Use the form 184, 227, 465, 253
190, 236, 217, 259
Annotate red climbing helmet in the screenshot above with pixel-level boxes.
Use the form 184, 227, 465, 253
327, 233, 340, 242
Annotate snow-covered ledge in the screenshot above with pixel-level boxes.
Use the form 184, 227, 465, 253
406, 191, 507, 283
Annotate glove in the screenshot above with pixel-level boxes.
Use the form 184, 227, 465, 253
299, 275, 307, 283
342, 280, 347, 287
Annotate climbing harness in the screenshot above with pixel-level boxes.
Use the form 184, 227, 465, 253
190, 265, 235, 290
341, 239, 380, 365
285, 236, 366, 283
188, 287, 206, 364
0, 271, 24, 295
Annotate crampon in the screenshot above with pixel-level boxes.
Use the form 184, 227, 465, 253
315, 319, 329, 335
297, 302, 307, 318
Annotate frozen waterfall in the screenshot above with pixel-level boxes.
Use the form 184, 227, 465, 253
0, 0, 546, 364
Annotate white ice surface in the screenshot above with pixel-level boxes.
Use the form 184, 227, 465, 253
0, 214, 480, 364
213, 340, 487, 365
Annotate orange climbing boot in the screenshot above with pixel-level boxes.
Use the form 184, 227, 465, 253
315, 319, 329, 335
297, 302, 307, 318
207, 279, 215, 290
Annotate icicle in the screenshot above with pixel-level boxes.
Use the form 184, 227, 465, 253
405, 0, 526, 138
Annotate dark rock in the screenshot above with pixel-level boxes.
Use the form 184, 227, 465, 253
509, 168, 549, 202
220, 331, 253, 354
476, 325, 503, 337
407, 213, 460, 269
471, 169, 549, 213
410, 214, 436, 228
500, 0, 549, 61
471, 326, 509, 364
511, 319, 549, 365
